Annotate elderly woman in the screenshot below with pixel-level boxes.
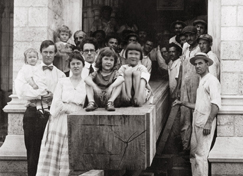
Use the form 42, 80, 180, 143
36, 51, 86, 176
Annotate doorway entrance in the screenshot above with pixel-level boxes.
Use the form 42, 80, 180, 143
82, 0, 208, 37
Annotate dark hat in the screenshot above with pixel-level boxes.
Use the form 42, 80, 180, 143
105, 32, 120, 44
101, 6, 112, 13
193, 19, 207, 27
168, 42, 182, 55
170, 20, 186, 30
197, 34, 213, 43
125, 32, 138, 41
190, 52, 213, 66
125, 42, 143, 60
181, 26, 197, 34
92, 30, 106, 38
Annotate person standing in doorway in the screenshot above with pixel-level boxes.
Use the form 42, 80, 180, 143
198, 34, 220, 79
180, 26, 200, 154
169, 20, 186, 48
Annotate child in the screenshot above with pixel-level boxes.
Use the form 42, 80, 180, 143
54, 25, 74, 72
85, 47, 124, 111
15, 48, 49, 114
119, 42, 152, 107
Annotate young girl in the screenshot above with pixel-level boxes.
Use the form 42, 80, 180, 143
54, 25, 75, 72
118, 42, 152, 107
15, 48, 49, 113
85, 47, 124, 111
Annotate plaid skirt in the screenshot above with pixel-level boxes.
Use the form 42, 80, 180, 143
36, 103, 83, 176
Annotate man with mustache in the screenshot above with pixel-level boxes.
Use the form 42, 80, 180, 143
179, 26, 200, 155
74, 30, 87, 49
65, 30, 87, 77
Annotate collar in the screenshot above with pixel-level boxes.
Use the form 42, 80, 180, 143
200, 72, 210, 83
170, 58, 181, 69
41, 62, 54, 67
84, 61, 95, 68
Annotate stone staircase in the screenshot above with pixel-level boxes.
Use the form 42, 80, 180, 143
139, 154, 191, 176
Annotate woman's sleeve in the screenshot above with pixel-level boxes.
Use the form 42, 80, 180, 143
50, 79, 65, 119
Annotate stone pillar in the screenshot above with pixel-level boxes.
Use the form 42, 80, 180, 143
62, 0, 83, 42
208, 0, 243, 175
0, 0, 68, 174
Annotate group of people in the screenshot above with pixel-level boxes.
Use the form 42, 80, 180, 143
14, 4, 221, 176
166, 21, 221, 176
15, 27, 153, 176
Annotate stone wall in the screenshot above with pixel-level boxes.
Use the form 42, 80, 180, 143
13, 0, 65, 90
217, 0, 243, 136
209, 0, 243, 175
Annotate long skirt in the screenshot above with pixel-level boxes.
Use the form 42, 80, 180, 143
36, 103, 83, 176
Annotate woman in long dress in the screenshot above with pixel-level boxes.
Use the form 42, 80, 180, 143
36, 51, 86, 176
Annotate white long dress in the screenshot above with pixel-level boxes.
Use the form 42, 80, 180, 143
36, 77, 86, 176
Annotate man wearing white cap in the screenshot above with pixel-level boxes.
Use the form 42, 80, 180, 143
198, 34, 220, 79
173, 52, 221, 176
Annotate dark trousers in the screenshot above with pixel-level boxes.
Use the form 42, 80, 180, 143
23, 107, 49, 176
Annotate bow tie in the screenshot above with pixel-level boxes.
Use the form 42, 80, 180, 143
43, 65, 53, 71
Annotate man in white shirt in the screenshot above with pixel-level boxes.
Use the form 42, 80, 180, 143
173, 52, 221, 176
167, 43, 182, 98
169, 20, 186, 48
198, 34, 220, 79
20, 40, 65, 176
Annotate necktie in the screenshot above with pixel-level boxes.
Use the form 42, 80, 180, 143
89, 65, 94, 74
43, 65, 53, 71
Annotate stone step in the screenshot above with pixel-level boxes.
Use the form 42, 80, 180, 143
145, 154, 191, 176
168, 167, 192, 176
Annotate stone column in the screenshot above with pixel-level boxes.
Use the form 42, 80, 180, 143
208, 0, 243, 175
0, 0, 67, 174
62, 0, 83, 41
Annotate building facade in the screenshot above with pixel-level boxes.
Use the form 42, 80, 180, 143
0, 0, 243, 175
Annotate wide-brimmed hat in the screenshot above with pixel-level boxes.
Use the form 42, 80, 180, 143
197, 34, 213, 43
170, 20, 186, 30
190, 52, 213, 66
193, 19, 207, 27
181, 26, 197, 34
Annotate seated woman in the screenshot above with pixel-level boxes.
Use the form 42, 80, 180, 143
36, 51, 86, 176
85, 47, 124, 111
119, 42, 152, 107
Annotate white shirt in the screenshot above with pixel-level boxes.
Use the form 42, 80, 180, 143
15, 64, 47, 99
169, 35, 182, 48
207, 51, 220, 79
194, 73, 221, 127
81, 61, 96, 80
16, 62, 65, 101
